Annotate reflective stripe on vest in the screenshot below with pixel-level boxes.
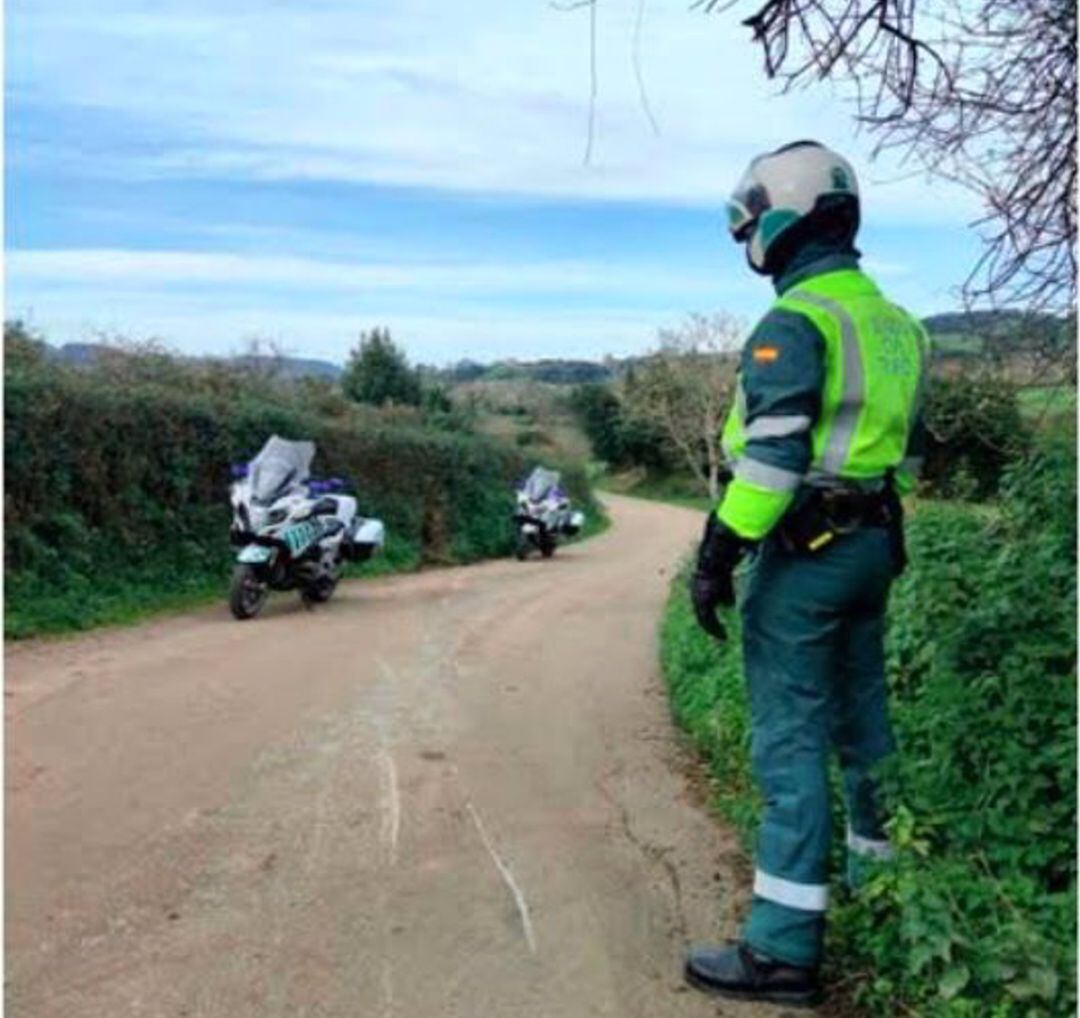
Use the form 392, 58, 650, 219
734, 457, 802, 492
782, 288, 864, 476
745, 414, 813, 440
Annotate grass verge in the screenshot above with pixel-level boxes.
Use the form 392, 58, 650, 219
598, 469, 713, 513
658, 447, 1076, 1016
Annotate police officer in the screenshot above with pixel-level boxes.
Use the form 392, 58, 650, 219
684, 141, 928, 1005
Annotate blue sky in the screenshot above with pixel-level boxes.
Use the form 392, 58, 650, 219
6, 0, 984, 365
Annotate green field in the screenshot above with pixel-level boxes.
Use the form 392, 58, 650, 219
1017, 384, 1077, 421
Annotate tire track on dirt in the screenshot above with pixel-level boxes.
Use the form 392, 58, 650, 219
7, 496, 804, 1018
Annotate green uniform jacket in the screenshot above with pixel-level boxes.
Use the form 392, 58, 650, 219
717, 255, 929, 540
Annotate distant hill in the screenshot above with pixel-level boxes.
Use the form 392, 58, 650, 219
232, 354, 342, 380
490, 359, 614, 385
51, 342, 107, 366
430, 358, 617, 386
45, 342, 343, 380
14, 305, 1073, 389
923, 309, 1073, 360
922, 310, 1063, 337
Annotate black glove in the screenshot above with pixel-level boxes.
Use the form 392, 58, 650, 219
690, 514, 750, 641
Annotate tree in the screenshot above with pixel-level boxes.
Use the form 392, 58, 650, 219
4, 320, 50, 370
703, 0, 1076, 316
570, 381, 674, 470
342, 328, 422, 407
570, 383, 629, 463
622, 313, 741, 499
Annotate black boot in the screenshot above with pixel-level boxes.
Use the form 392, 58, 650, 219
685, 942, 821, 1006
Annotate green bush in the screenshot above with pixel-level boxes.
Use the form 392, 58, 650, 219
660, 444, 1076, 1015
342, 327, 422, 406
4, 341, 547, 636
923, 374, 1029, 499
569, 382, 673, 471
515, 427, 550, 448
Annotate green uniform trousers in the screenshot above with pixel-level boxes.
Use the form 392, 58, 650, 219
740, 525, 896, 967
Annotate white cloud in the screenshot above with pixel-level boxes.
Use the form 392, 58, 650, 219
8, 2, 983, 359
8, 295, 678, 366
6, 245, 766, 362
6, 240, 967, 363
11, 0, 980, 220
7, 247, 724, 298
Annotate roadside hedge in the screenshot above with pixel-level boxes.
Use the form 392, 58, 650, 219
660, 440, 1076, 1016
5, 337, 599, 637
922, 374, 1029, 500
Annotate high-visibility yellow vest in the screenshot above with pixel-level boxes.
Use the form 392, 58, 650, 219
718, 268, 929, 539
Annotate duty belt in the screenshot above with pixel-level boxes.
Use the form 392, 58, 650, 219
777, 482, 898, 555
818, 487, 894, 533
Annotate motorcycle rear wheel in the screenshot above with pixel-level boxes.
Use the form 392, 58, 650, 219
229, 564, 269, 620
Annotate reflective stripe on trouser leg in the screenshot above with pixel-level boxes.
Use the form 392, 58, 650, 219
754, 870, 829, 910
845, 825, 895, 893
847, 826, 894, 861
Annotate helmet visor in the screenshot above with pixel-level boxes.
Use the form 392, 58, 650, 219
726, 199, 756, 242
726, 167, 770, 242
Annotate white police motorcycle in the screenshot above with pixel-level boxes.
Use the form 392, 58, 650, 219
512, 466, 585, 560
228, 435, 385, 619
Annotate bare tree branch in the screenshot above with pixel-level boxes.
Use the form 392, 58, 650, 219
633, 0, 662, 135
586, 0, 599, 163
702, 0, 1076, 316
621, 313, 742, 498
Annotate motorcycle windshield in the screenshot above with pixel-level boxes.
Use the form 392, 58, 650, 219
248, 435, 315, 505
520, 467, 561, 502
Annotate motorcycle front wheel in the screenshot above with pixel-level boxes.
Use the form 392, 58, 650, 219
303, 575, 338, 604
514, 529, 531, 561
229, 564, 269, 620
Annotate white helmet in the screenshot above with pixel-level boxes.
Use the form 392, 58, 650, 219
727, 141, 860, 275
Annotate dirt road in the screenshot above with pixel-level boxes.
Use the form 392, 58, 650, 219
7, 495, 796, 1018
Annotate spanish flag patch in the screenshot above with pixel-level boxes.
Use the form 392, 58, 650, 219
752, 345, 780, 363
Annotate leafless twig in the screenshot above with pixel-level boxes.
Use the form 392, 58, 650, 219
701, 0, 1076, 317
633, 0, 661, 135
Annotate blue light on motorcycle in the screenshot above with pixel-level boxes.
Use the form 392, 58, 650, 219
230, 462, 250, 480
